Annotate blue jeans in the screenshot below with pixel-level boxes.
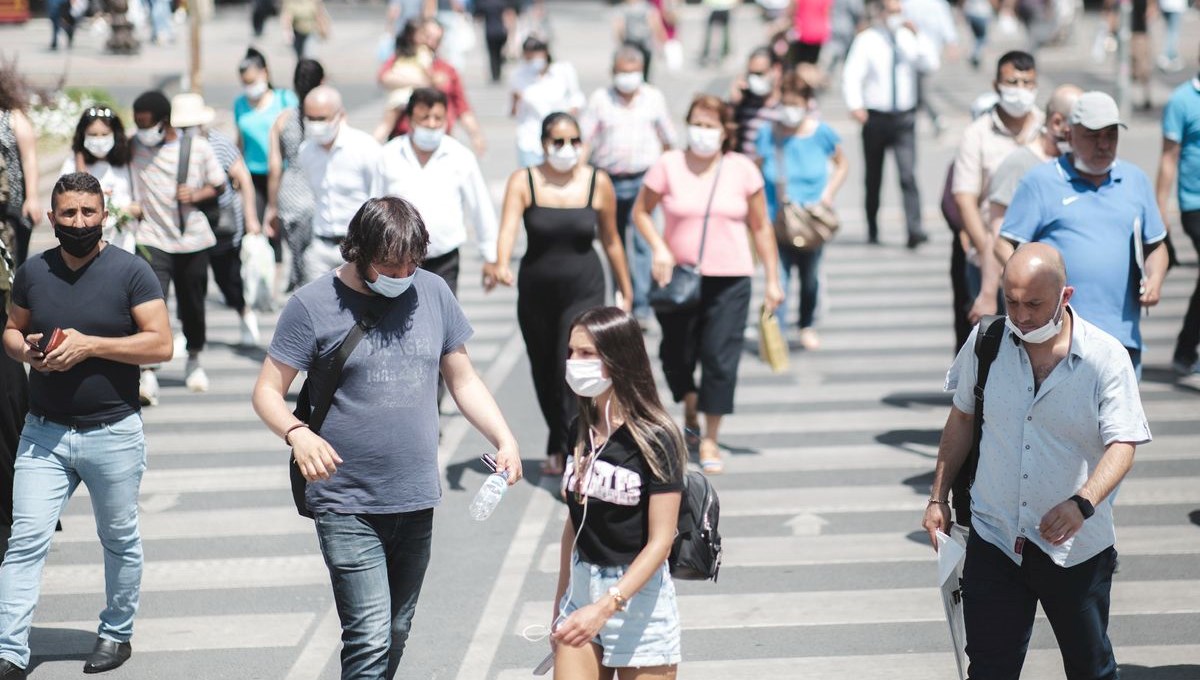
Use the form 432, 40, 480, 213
1161, 11, 1182, 61
144, 0, 173, 42
314, 509, 434, 680
0, 413, 147, 669
777, 244, 822, 329
963, 531, 1118, 680
610, 173, 653, 318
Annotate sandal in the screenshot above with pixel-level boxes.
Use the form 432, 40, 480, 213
698, 440, 724, 475
540, 453, 565, 476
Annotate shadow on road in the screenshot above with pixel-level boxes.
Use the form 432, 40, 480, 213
880, 392, 954, 410
1118, 665, 1200, 679
1189, 510, 1200, 527
875, 428, 942, 459
27, 627, 96, 670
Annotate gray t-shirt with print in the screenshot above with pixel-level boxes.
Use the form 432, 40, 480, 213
269, 268, 473, 514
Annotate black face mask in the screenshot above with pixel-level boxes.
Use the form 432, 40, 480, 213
54, 223, 104, 258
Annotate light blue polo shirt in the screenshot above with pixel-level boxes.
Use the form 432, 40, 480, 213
1000, 155, 1166, 350
1162, 79, 1200, 212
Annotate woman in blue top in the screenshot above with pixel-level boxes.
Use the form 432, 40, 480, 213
234, 47, 299, 266
756, 73, 848, 350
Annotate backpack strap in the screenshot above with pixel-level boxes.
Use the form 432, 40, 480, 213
307, 296, 391, 434
176, 131, 193, 234
951, 315, 1005, 526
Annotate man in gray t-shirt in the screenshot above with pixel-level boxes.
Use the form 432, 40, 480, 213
253, 197, 522, 678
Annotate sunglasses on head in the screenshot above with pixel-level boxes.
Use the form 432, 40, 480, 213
549, 137, 582, 150
86, 107, 114, 119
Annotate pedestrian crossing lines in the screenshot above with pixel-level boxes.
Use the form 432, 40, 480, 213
31, 252, 524, 679
487, 233, 1200, 680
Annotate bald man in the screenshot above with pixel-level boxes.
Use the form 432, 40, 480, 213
923, 243, 1151, 680
297, 86, 383, 283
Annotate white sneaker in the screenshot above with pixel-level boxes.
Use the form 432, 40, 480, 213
139, 369, 160, 407
185, 360, 209, 393
239, 311, 261, 347
173, 333, 186, 359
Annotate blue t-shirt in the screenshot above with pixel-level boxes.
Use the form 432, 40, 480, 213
233, 88, 298, 176
757, 122, 840, 221
269, 269, 473, 514
1162, 79, 1200, 212
999, 156, 1167, 350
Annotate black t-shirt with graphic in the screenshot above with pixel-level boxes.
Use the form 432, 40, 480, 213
562, 422, 685, 566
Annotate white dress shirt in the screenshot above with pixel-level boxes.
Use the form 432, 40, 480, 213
842, 24, 940, 113
944, 309, 1152, 568
372, 135, 498, 262
298, 124, 382, 239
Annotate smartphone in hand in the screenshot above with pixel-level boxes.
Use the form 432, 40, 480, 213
30, 328, 65, 354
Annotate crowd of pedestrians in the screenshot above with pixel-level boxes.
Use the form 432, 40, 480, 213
1, 0, 1199, 678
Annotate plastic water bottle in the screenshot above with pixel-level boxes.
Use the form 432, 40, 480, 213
469, 470, 509, 521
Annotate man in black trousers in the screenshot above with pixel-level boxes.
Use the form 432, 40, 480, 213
842, 0, 940, 248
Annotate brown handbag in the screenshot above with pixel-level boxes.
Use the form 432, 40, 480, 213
771, 131, 840, 251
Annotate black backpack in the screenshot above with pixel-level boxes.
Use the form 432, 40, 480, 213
950, 315, 1006, 527
669, 469, 722, 581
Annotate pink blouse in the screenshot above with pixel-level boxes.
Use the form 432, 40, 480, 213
642, 150, 765, 278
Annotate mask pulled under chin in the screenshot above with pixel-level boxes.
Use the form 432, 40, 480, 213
1071, 154, 1116, 175
565, 359, 612, 398
1005, 294, 1065, 344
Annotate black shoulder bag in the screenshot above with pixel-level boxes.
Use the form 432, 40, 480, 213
289, 298, 390, 519
950, 315, 1005, 528
176, 131, 222, 236
647, 155, 724, 314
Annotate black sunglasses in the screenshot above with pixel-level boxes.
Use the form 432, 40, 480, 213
549, 137, 582, 150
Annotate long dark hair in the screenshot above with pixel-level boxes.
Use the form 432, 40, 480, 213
570, 307, 687, 483
238, 47, 274, 89
71, 107, 130, 166
294, 59, 324, 133
394, 20, 422, 58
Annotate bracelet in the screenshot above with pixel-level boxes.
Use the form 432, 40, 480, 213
928, 498, 950, 505
284, 423, 310, 447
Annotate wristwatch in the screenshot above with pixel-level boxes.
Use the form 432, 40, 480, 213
1069, 494, 1095, 520
606, 586, 628, 612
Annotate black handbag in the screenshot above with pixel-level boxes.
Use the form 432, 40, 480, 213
176, 130, 223, 236
648, 156, 724, 314
289, 298, 390, 518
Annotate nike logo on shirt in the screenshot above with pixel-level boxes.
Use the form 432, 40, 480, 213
1062, 196, 1081, 206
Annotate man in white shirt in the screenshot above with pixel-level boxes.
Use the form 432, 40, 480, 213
297, 86, 383, 284
372, 87, 498, 296
923, 243, 1149, 680
581, 46, 676, 322
843, 0, 940, 248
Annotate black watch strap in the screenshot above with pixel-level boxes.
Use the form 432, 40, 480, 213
1070, 494, 1095, 519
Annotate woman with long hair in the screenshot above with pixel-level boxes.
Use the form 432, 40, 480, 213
490, 112, 633, 477
267, 58, 325, 291
61, 107, 136, 252
0, 64, 39, 266
551, 306, 685, 678
633, 94, 783, 475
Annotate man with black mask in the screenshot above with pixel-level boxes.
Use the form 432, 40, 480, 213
0, 173, 173, 678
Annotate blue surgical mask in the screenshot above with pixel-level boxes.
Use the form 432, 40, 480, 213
366, 265, 416, 298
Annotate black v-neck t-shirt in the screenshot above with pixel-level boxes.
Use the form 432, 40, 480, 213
12, 245, 163, 426
562, 423, 684, 566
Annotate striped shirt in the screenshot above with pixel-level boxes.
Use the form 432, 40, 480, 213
581, 85, 676, 176
130, 134, 223, 254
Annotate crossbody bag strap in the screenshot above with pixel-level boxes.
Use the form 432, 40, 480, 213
772, 128, 789, 208
967, 315, 1006, 483
307, 297, 391, 434
176, 131, 193, 235
694, 154, 725, 268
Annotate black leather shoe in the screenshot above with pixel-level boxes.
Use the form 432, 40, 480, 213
83, 638, 132, 674
906, 232, 930, 250
0, 659, 26, 680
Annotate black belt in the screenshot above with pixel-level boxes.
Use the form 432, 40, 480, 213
867, 109, 916, 117
31, 412, 125, 431
607, 171, 648, 181
315, 235, 345, 245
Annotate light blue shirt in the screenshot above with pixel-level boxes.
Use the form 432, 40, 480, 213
757, 122, 840, 221
945, 309, 1151, 568
999, 155, 1166, 350
1162, 79, 1200, 212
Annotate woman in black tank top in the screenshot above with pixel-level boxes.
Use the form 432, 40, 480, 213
490, 113, 634, 475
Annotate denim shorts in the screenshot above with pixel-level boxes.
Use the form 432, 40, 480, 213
557, 553, 682, 668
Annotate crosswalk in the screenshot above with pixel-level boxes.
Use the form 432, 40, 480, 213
483, 231, 1200, 679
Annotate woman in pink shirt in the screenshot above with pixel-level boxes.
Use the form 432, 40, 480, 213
784, 0, 833, 65
632, 95, 783, 474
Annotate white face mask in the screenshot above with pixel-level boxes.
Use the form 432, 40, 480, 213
746, 74, 773, 97
565, 359, 612, 398
780, 105, 807, 128
546, 144, 579, 172
1056, 139, 1073, 155
84, 134, 115, 158
687, 125, 723, 158
1005, 289, 1066, 344
135, 124, 165, 147
305, 119, 339, 145
613, 71, 643, 94
527, 56, 548, 72
244, 80, 269, 100
410, 124, 445, 152
997, 86, 1038, 117
1071, 153, 1115, 176
366, 265, 416, 298
886, 14, 905, 32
